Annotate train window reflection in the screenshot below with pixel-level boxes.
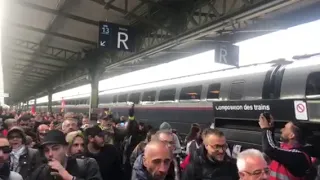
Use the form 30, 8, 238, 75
129, 93, 140, 104
159, 89, 176, 101
230, 81, 245, 100
306, 72, 320, 96
118, 94, 128, 102
112, 95, 117, 103
207, 83, 221, 99
142, 91, 156, 102
180, 85, 202, 100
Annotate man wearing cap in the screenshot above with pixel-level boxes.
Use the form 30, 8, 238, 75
85, 126, 122, 180
7, 126, 41, 179
30, 130, 102, 180
259, 114, 315, 180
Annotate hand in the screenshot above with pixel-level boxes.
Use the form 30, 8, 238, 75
258, 113, 273, 129
48, 159, 73, 180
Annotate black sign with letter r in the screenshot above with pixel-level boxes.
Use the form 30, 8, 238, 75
214, 43, 239, 67
98, 21, 135, 52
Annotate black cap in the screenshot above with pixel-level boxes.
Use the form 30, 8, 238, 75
41, 130, 67, 147
85, 125, 104, 137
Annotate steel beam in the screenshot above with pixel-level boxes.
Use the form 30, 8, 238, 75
12, 0, 99, 26
104, 0, 299, 71
8, 22, 97, 46
12, 64, 55, 76
3, 55, 65, 69
5, 37, 82, 61
91, 0, 174, 34
10, 70, 46, 79
5, 48, 70, 63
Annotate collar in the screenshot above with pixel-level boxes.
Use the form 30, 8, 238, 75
280, 142, 301, 150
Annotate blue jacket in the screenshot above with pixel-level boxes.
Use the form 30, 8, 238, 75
131, 154, 150, 180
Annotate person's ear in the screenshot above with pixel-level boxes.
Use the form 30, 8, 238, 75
143, 156, 147, 167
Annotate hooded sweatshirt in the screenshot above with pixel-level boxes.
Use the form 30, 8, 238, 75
159, 122, 181, 154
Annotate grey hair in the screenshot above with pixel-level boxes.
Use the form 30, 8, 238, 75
151, 129, 173, 141
236, 149, 265, 172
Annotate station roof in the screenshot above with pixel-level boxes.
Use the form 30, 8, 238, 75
2, 0, 320, 104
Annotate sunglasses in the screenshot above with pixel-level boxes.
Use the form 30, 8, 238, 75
0, 146, 12, 154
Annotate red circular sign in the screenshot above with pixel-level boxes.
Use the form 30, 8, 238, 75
296, 103, 305, 113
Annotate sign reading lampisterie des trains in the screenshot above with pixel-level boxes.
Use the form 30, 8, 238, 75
212, 99, 309, 121
98, 21, 135, 51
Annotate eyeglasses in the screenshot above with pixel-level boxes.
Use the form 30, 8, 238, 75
0, 146, 12, 154
244, 168, 270, 177
209, 144, 228, 151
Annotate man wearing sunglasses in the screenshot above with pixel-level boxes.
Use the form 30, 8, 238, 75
0, 136, 23, 180
237, 149, 269, 180
182, 128, 238, 180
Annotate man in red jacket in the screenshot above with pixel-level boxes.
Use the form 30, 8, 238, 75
259, 113, 315, 180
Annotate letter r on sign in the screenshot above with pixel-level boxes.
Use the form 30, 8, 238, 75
118, 32, 129, 50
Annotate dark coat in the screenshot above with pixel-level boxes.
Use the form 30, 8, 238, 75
30, 157, 102, 180
182, 145, 238, 180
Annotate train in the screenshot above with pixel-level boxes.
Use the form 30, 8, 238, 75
34, 54, 320, 149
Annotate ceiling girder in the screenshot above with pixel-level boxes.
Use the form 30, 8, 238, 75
5, 48, 70, 63
8, 22, 97, 46
3, 55, 65, 69
12, 64, 55, 76
10, 70, 46, 79
12, 0, 99, 26
5, 37, 82, 61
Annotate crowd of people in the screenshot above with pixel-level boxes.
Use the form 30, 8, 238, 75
0, 105, 319, 180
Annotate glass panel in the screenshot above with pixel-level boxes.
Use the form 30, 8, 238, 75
159, 89, 176, 101
180, 85, 202, 100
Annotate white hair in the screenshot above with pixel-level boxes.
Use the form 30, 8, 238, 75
236, 149, 265, 172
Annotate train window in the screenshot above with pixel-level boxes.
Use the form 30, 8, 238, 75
129, 93, 140, 104
112, 95, 117, 103
180, 85, 202, 100
142, 91, 156, 102
306, 72, 320, 96
100, 95, 113, 104
207, 83, 221, 99
118, 94, 128, 102
230, 81, 245, 100
159, 88, 176, 101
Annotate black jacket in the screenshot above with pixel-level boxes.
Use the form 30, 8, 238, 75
182, 145, 238, 180
86, 144, 122, 180
262, 128, 313, 177
29, 157, 102, 180
9, 147, 42, 180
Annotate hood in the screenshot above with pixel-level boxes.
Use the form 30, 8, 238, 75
132, 154, 148, 180
159, 122, 171, 130
7, 126, 27, 144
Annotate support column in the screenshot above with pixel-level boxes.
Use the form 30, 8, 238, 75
48, 90, 53, 113
34, 98, 37, 113
89, 71, 100, 123
26, 101, 29, 111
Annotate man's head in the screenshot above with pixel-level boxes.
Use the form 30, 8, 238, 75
7, 127, 26, 150
237, 149, 269, 180
0, 137, 12, 165
143, 141, 173, 180
85, 126, 105, 150
4, 119, 17, 130
37, 124, 50, 143
202, 128, 227, 161
41, 130, 68, 164
280, 121, 308, 144
17, 115, 31, 129
100, 116, 115, 128
82, 116, 89, 126
66, 131, 85, 157
62, 119, 79, 134
152, 130, 175, 152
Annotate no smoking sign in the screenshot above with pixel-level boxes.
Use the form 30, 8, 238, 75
294, 101, 308, 120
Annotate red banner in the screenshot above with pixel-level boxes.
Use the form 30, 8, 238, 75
61, 98, 65, 113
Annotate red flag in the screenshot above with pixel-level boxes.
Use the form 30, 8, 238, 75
61, 98, 65, 113
31, 105, 36, 115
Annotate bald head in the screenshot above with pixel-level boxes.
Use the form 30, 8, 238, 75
143, 141, 172, 180
37, 124, 49, 132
